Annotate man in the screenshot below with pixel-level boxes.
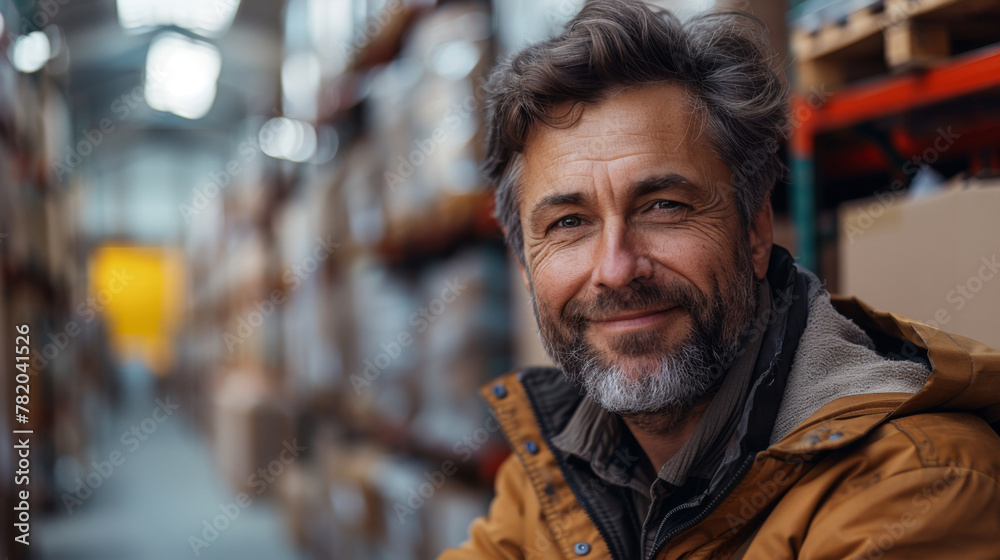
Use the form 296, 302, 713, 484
440, 1, 1000, 559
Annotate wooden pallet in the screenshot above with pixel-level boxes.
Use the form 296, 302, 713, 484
792, 0, 1000, 90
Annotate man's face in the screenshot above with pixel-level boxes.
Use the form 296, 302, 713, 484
517, 83, 771, 416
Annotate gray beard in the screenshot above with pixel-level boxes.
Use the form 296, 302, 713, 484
566, 328, 734, 417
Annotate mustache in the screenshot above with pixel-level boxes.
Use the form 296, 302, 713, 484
563, 279, 703, 326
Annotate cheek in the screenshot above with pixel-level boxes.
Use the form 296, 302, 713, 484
530, 248, 592, 316
643, 230, 734, 292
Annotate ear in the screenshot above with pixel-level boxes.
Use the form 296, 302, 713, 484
748, 201, 773, 281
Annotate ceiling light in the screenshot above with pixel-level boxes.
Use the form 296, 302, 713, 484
117, 0, 240, 37
144, 32, 222, 120
11, 31, 51, 73
260, 117, 317, 163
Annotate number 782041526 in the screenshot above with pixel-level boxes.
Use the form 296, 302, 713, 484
14, 324, 30, 424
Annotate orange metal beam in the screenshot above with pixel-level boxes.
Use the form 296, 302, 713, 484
811, 44, 1000, 132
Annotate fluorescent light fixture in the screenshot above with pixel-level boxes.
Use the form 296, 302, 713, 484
117, 0, 240, 37
144, 32, 222, 120
11, 31, 51, 73
260, 117, 317, 163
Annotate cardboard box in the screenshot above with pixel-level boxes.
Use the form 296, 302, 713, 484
212, 371, 292, 493
839, 178, 1000, 349
274, 461, 324, 550
423, 481, 491, 557
312, 441, 389, 559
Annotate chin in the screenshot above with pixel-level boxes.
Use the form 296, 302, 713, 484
576, 338, 721, 417
597, 356, 668, 383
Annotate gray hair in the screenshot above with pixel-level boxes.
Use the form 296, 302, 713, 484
482, 0, 789, 267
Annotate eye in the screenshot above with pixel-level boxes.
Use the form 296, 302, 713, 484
651, 200, 684, 211
554, 215, 584, 229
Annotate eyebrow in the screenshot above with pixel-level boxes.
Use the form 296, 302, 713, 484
627, 173, 690, 200
528, 191, 586, 225
527, 173, 692, 228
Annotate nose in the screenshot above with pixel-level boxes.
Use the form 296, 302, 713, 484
591, 220, 652, 290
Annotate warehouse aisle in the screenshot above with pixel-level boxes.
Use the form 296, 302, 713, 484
34, 368, 310, 560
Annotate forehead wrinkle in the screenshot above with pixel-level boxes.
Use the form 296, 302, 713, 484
528, 118, 704, 173
535, 134, 701, 174
538, 149, 697, 174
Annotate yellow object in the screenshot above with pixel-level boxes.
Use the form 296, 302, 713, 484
88, 245, 184, 376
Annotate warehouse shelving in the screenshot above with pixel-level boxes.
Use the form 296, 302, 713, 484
789, 41, 1000, 270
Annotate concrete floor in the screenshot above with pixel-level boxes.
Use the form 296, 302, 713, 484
34, 368, 311, 560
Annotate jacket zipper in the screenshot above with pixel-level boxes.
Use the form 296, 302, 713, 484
646, 454, 756, 560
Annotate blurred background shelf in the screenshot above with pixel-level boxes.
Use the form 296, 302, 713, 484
790, 0, 1000, 91
789, 1, 1000, 276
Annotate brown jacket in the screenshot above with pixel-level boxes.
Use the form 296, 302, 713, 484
440, 279, 1000, 559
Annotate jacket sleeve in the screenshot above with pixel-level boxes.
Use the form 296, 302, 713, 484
797, 466, 1000, 560
437, 454, 530, 560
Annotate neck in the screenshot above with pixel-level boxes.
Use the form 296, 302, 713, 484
621, 400, 710, 473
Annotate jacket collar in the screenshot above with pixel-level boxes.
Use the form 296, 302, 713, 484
768, 294, 1000, 456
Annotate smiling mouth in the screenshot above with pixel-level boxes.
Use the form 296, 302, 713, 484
594, 307, 679, 332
